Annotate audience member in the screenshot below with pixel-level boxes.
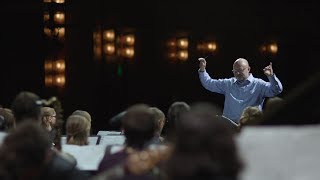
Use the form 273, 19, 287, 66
0, 121, 89, 180
163, 102, 243, 180
0, 108, 15, 132
163, 101, 190, 141
41, 107, 58, 144
66, 115, 90, 146
11, 91, 42, 125
149, 107, 166, 144
239, 106, 263, 128
72, 110, 92, 134
96, 104, 158, 179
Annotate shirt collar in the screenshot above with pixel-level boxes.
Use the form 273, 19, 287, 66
233, 73, 254, 84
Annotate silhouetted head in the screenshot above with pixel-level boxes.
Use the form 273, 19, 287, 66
122, 104, 157, 149
11, 91, 42, 125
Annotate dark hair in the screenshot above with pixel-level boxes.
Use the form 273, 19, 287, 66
109, 110, 126, 130
122, 104, 156, 149
0, 121, 51, 179
261, 71, 320, 125
164, 101, 190, 138
11, 91, 42, 124
164, 102, 242, 180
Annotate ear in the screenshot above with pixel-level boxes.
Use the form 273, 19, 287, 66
248, 66, 251, 72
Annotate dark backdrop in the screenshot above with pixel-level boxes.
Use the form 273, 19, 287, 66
1, 1, 319, 133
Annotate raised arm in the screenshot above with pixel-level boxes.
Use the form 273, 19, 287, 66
262, 62, 283, 97
198, 57, 227, 94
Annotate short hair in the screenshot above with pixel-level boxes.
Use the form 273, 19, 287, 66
109, 110, 126, 129
0, 121, 51, 179
11, 91, 42, 124
164, 103, 242, 179
239, 106, 262, 126
167, 102, 190, 123
165, 101, 190, 137
41, 107, 56, 117
122, 104, 156, 149
149, 107, 165, 135
264, 97, 284, 114
0, 108, 15, 131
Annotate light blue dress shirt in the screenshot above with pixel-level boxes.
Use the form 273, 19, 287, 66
199, 70, 283, 123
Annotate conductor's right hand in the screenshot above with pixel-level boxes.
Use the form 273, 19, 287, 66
198, 58, 206, 71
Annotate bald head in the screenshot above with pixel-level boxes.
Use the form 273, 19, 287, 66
232, 58, 250, 81
234, 58, 249, 68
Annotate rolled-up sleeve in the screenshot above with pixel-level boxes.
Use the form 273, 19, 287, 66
199, 70, 226, 94
263, 74, 283, 97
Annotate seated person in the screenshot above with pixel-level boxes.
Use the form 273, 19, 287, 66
66, 115, 90, 146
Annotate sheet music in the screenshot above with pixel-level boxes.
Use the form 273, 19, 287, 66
97, 131, 122, 136
220, 115, 239, 126
99, 135, 125, 146
237, 125, 320, 180
62, 144, 107, 171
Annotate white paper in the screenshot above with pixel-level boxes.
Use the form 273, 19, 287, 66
99, 135, 125, 146
237, 125, 320, 180
0, 132, 7, 145
62, 144, 107, 171
97, 131, 122, 136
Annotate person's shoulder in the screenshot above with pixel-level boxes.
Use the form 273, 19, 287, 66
251, 75, 267, 84
226, 77, 236, 84
49, 151, 77, 172
45, 151, 90, 180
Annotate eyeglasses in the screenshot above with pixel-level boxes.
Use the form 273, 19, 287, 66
232, 68, 248, 74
